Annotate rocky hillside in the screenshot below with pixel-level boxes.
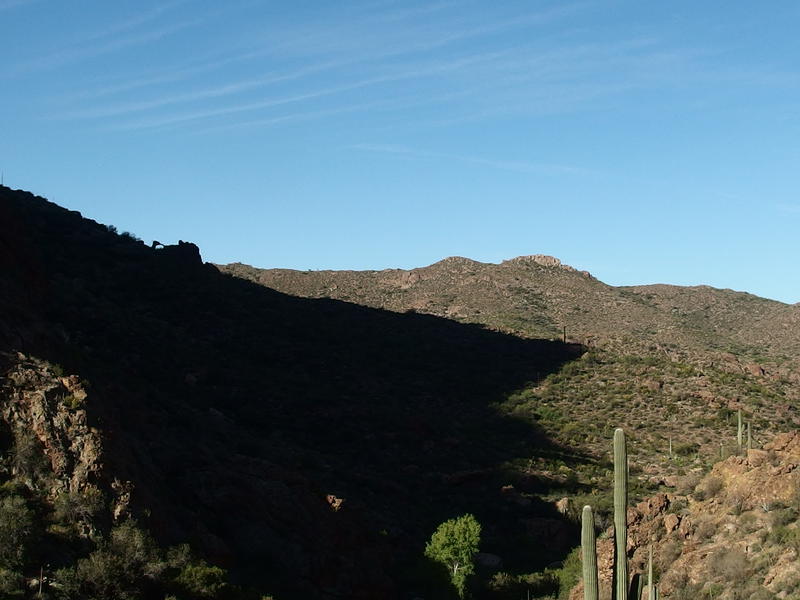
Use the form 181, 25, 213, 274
4, 183, 799, 599
220, 256, 800, 364
570, 431, 800, 600
0, 186, 586, 599
220, 259, 800, 490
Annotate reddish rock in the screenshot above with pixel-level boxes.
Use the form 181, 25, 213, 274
636, 493, 670, 519
664, 513, 680, 533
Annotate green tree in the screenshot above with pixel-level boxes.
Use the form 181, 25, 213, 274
424, 514, 481, 598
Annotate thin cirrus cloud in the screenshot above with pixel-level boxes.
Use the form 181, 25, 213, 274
0, 0, 39, 10
190, 88, 474, 135
61, 60, 349, 119
67, 2, 578, 108
82, 0, 192, 41
11, 17, 204, 75
260, 2, 582, 61
48, 2, 593, 134
56, 46, 274, 102
102, 50, 511, 131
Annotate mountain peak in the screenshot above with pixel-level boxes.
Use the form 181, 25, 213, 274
502, 254, 590, 276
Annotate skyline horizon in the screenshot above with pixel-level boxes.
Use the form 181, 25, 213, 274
4, 180, 796, 306
2, 1, 798, 305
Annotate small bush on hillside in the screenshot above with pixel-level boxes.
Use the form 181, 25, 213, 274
173, 562, 229, 598
485, 571, 558, 599
53, 487, 105, 528
657, 539, 683, 571
728, 492, 748, 516
0, 494, 36, 571
673, 442, 699, 457
709, 548, 749, 584
555, 547, 582, 600
771, 507, 798, 527
693, 516, 717, 541
57, 520, 164, 599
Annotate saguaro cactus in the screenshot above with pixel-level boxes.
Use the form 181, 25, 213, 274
647, 546, 655, 600
747, 421, 752, 451
614, 428, 628, 600
737, 409, 743, 453
581, 505, 599, 600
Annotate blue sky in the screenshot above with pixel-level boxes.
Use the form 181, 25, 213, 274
1, 1, 798, 303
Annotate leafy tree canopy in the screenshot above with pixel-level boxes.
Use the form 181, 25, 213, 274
424, 514, 481, 598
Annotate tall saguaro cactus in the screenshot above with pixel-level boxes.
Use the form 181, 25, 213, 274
614, 428, 628, 600
581, 505, 599, 600
737, 409, 743, 454
647, 546, 655, 600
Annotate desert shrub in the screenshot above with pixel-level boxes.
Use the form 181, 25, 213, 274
676, 472, 702, 496
660, 571, 701, 600
768, 525, 800, 553
56, 520, 164, 599
667, 498, 688, 515
702, 476, 724, 498
173, 562, 229, 598
770, 507, 798, 527
746, 589, 777, 600
674, 442, 699, 457
10, 430, 49, 484
728, 492, 748, 516
0, 494, 35, 570
694, 516, 717, 540
53, 486, 105, 528
0, 567, 23, 597
657, 539, 683, 570
555, 547, 581, 600
485, 571, 558, 600
739, 511, 760, 534
709, 547, 749, 583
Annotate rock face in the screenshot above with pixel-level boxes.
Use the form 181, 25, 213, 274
0, 354, 110, 523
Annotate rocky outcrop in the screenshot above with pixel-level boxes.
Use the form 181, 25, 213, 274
1, 354, 101, 491
571, 432, 800, 600
0, 353, 123, 533
502, 254, 590, 276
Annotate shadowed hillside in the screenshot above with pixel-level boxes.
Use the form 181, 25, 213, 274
219, 255, 800, 513
220, 257, 800, 364
0, 186, 584, 599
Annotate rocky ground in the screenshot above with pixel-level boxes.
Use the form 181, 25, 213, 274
571, 431, 800, 600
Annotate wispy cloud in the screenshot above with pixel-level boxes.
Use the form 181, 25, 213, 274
189, 89, 472, 135
12, 17, 203, 74
191, 100, 391, 135
84, 0, 192, 41
62, 60, 347, 119
777, 204, 800, 215
56, 47, 270, 102
254, 2, 584, 61
103, 50, 509, 130
0, 0, 39, 10
349, 143, 596, 176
